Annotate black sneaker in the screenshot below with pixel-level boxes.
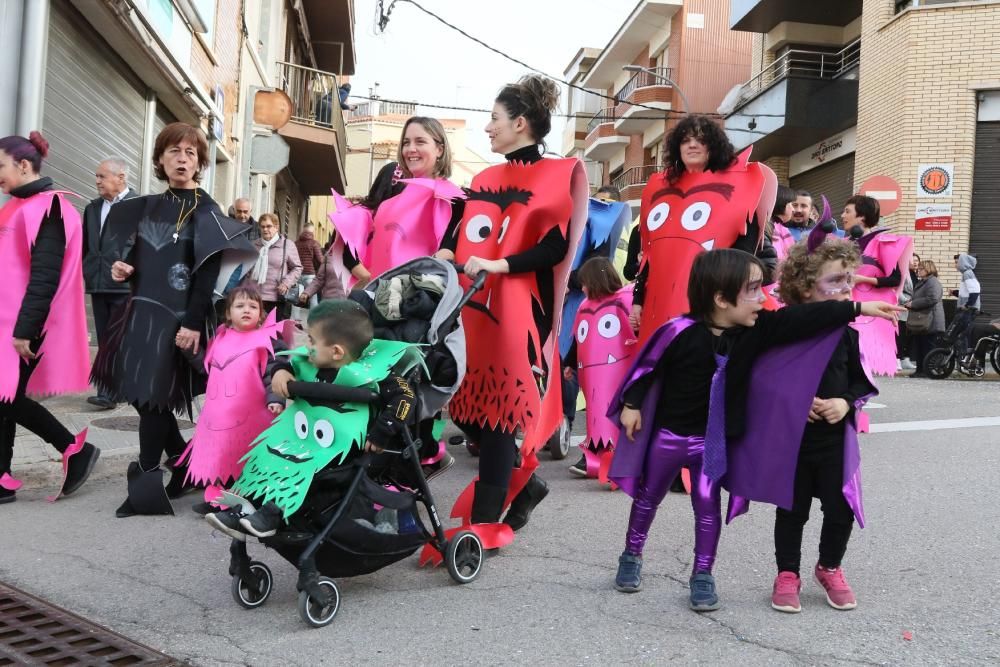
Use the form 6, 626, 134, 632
422, 452, 455, 481
689, 572, 721, 611
86, 395, 116, 410
568, 455, 588, 477
206, 505, 250, 541
239, 502, 283, 538
191, 501, 218, 516
502, 474, 548, 532
62, 443, 101, 496
615, 551, 642, 592
0, 488, 16, 505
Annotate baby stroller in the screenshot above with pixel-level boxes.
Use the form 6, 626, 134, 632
225, 257, 487, 628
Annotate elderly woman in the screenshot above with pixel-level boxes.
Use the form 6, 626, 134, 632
249, 212, 302, 317
906, 259, 945, 377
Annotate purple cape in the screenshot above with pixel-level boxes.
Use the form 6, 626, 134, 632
724, 326, 875, 527
607, 317, 696, 498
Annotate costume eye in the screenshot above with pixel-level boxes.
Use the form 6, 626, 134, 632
294, 411, 309, 440
576, 320, 589, 343
465, 214, 493, 243
313, 419, 335, 448
646, 202, 670, 231
681, 202, 712, 231
597, 313, 622, 338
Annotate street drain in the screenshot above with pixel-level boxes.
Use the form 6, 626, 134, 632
89, 417, 194, 433
0, 581, 178, 666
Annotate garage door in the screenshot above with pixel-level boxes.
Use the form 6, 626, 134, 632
42, 0, 146, 206
969, 122, 1000, 315
790, 153, 856, 215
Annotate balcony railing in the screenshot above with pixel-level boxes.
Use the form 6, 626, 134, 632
276, 60, 347, 164
612, 164, 661, 193
587, 106, 617, 134
614, 67, 673, 102
348, 101, 417, 120
733, 39, 860, 106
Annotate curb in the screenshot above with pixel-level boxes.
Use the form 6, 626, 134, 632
12, 445, 139, 489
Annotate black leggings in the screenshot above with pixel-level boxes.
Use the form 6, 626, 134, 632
456, 421, 518, 489
774, 440, 855, 575
0, 341, 74, 475
135, 405, 188, 471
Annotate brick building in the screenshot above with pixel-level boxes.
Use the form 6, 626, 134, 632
724, 0, 1000, 306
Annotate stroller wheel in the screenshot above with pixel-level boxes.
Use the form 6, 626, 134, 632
298, 577, 340, 628
547, 417, 571, 460
231, 561, 273, 609
465, 440, 480, 457
925, 348, 955, 379
445, 530, 484, 584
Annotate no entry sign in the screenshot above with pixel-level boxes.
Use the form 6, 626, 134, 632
859, 175, 903, 216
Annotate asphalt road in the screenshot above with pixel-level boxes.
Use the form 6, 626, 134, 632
2, 376, 998, 666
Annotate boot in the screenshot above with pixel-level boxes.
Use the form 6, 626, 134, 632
61, 442, 101, 496
470, 481, 508, 524
116, 462, 174, 518
164, 455, 197, 499
502, 474, 549, 532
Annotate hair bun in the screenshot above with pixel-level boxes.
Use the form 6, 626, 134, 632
28, 131, 49, 158
519, 75, 560, 115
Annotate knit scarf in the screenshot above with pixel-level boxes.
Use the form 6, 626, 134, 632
252, 235, 281, 285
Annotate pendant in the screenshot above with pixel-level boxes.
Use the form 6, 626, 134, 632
172, 232, 179, 243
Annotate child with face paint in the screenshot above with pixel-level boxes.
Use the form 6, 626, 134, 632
725, 223, 876, 614
181, 285, 289, 514
609, 248, 900, 612
563, 257, 635, 482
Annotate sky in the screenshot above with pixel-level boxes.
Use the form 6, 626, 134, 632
347, 0, 636, 164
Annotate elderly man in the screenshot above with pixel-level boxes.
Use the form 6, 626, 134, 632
232, 197, 259, 241
82, 157, 137, 409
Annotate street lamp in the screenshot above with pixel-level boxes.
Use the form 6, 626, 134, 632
622, 64, 691, 115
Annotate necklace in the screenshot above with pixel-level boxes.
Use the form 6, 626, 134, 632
168, 188, 199, 242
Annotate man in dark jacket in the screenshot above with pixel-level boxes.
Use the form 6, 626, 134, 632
232, 197, 259, 242
82, 158, 138, 409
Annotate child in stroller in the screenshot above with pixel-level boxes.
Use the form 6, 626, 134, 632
213, 258, 489, 627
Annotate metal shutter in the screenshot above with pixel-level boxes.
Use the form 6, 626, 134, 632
42, 0, 146, 206
969, 122, 1000, 315
790, 153, 856, 214
147, 105, 179, 194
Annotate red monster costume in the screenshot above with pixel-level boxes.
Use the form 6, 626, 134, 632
422, 157, 588, 562
637, 147, 777, 343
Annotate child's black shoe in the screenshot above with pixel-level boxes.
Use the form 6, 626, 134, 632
240, 502, 283, 538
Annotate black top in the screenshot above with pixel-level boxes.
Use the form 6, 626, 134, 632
11, 177, 66, 341
623, 300, 859, 438
82, 190, 138, 294
802, 327, 875, 449
623, 225, 641, 282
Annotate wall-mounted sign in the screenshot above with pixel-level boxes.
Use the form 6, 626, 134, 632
916, 163, 953, 197
915, 203, 952, 231
211, 85, 225, 141
789, 126, 857, 177
859, 174, 903, 216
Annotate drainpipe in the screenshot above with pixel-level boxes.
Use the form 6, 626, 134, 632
0, 0, 24, 140
15, 0, 49, 136
140, 90, 157, 194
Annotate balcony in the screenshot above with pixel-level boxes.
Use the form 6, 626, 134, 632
731, 0, 862, 33
300, 0, 357, 74
584, 107, 629, 162
612, 164, 661, 210
614, 68, 673, 135
723, 40, 860, 161
276, 61, 348, 194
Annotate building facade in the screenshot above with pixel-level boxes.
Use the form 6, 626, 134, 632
724, 0, 1000, 305
563, 0, 753, 214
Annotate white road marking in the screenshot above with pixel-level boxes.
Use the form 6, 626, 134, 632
869, 416, 1000, 433
865, 402, 887, 409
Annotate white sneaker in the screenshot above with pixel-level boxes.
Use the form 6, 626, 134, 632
896, 360, 903, 372
901, 358, 916, 370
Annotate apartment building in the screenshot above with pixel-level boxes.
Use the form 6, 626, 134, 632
724, 0, 1000, 307
562, 0, 753, 213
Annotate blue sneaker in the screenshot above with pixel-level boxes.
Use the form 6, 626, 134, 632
615, 552, 643, 592
689, 572, 720, 611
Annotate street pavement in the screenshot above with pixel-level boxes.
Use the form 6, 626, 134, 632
2, 375, 999, 665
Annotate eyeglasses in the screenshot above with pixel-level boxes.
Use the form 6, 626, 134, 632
815, 272, 855, 296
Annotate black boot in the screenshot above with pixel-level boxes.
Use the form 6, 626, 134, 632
502, 474, 548, 532
470, 481, 508, 524
116, 462, 173, 518
61, 442, 101, 496
164, 455, 197, 499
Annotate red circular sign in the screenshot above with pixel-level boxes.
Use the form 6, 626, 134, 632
859, 175, 903, 216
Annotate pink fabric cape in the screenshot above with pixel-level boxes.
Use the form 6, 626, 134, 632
327, 178, 465, 288
181, 310, 288, 487
851, 232, 913, 376
0, 191, 89, 401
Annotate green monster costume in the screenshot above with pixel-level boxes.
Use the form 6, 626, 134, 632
232, 340, 423, 519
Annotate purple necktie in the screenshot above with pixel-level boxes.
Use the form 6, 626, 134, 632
702, 353, 728, 482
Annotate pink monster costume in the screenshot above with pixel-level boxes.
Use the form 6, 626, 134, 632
574, 285, 636, 483
851, 229, 913, 376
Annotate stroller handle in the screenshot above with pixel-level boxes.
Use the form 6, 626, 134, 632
450, 263, 488, 292
287, 381, 377, 404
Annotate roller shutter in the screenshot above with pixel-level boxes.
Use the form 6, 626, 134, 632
42, 0, 147, 206
790, 153, 856, 213
969, 122, 1000, 315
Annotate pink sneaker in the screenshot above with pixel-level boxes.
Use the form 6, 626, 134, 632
771, 571, 801, 613
814, 564, 857, 610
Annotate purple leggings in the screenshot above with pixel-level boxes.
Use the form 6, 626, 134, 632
624, 428, 721, 574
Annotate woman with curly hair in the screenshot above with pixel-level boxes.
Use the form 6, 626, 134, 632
630, 114, 778, 343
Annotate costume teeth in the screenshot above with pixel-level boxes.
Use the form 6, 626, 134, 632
607, 354, 617, 364
701, 239, 715, 251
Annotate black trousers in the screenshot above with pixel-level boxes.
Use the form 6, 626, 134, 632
910, 333, 936, 373
135, 404, 188, 471
91, 293, 128, 398
0, 340, 74, 475
774, 439, 855, 575
455, 420, 518, 489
